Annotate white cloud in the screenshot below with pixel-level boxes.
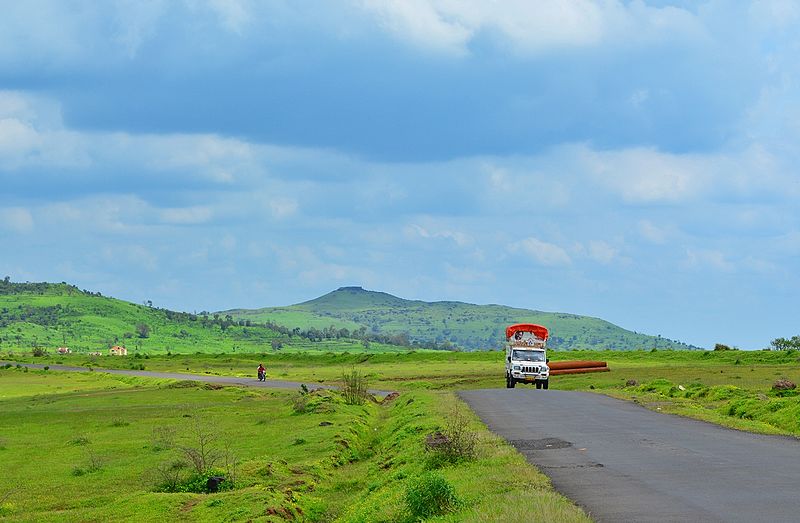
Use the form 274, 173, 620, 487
510, 236, 571, 266
685, 248, 734, 272
359, 0, 472, 55
0, 207, 34, 233
587, 240, 618, 264
0, 118, 41, 167
112, 0, 167, 58
357, 0, 705, 55
638, 220, 668, 244
580, 146, 714, 204
160, 206, 213, 225
206, 0, 253, 34
405, 223, 472, 246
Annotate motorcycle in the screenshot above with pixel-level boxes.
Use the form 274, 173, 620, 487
257, 369, 266, 382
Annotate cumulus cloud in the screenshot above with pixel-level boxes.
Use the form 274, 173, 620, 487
510, 236, 572, 266
357, 0, 705, 55
405, 224, 472, 247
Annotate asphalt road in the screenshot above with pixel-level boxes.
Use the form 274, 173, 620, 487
460, 389, 800, 523
0, 361, 390, 397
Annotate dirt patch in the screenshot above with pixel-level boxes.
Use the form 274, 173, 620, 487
180, 498, 201, 513
382, 392, 401, 403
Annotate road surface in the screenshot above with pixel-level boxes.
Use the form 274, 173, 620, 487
460, 389, 800, 523
1, 361, 390, 396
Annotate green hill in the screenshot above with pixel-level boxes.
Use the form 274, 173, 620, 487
228, 286, 701, 351
0, 280, 291, 354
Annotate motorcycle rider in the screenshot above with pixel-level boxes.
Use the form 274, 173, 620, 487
257, 363, 266, 381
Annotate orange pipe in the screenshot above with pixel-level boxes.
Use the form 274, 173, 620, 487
548, 360, 608, 370
550, 366, 610, 375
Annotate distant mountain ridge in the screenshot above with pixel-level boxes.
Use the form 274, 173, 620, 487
227, 286, 701, 351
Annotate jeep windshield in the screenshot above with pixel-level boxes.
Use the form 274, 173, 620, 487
512, 350, 545, 362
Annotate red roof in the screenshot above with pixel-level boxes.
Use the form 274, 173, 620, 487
506, 323, 549, 341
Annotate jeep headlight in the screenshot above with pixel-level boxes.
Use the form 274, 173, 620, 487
512, 365, 520, 371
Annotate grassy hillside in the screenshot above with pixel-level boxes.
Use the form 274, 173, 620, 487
228, 286, 700, 351
0, 281, 398, 355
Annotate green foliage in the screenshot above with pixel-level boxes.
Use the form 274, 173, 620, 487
714, 343, 735, 351
135, 322, 150, 338
341, 367, 369, 405
405, 471, 459, 520
424, 406, 477, 468
161, 469, 229, 494
771, 336, 800, 351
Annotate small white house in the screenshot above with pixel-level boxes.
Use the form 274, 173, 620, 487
109, 346, 128, 356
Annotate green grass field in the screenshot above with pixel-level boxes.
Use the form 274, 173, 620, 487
0, 367, 589, 522
10, 347, 800, 439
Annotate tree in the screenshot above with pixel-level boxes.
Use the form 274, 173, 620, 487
136, 323, 151, 339
771, 336, 800, 351
271, 339, 283, 351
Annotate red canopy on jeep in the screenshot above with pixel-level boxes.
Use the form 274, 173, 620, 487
506, 323, 549, 341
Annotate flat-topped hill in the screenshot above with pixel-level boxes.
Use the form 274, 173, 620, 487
227, 286, 700, 351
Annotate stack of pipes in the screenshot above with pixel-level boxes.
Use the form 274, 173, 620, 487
549, 360, 610, 375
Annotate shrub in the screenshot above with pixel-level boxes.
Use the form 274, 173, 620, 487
73, 448, 103, 476
291, 393, 309, 414
405, 471, 458, 520
180, 417, 222, 475
111, 418, 130, 427
424, 406, 477, 467
154, 459, 189, 491
341, 367, 369, 406
70, 435, 90, 446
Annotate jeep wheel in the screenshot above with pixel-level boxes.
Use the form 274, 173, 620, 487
535, 381, 542, 389
506, 377, 515, 389
542, 379, 549, 390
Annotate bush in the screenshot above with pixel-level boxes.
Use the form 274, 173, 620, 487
424, 405, 477, 467
341, 367, 369, 406
405, 471, 458, 520
291, 392, 310, 414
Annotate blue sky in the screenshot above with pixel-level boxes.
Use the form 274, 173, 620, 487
1, 1, 799, 349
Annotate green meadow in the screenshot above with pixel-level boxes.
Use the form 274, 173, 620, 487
8, 347, 800, 439
0, 367, 589, 522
